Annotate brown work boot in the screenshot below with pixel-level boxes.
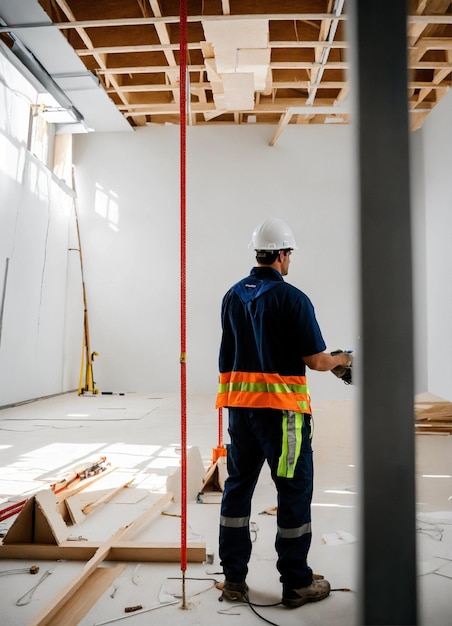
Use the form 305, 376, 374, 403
218, 580, 249, 602
282, 579, 331, 608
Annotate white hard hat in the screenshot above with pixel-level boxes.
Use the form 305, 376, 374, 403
250, 218, 298, 251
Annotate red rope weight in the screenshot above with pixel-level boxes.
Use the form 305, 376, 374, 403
179, 0, 188, 578
218, 407, 223, 448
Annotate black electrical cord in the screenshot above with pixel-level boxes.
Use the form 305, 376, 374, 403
245, 595, 282, 626
170, 574, 353, 626
220, 587, 354, 626
218, 593, 282, 626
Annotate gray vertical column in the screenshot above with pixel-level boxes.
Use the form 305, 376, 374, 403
348, 2, 418, 625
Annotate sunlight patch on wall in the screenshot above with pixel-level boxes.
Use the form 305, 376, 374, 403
95, 183, 120, 232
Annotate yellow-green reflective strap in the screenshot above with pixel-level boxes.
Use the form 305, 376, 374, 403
277, 411, 303, 478
218, 382, 309, 394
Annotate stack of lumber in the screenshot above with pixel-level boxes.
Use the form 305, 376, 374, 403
415, 400, 452, 435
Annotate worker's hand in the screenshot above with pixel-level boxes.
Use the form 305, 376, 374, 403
330, 350, 353, 385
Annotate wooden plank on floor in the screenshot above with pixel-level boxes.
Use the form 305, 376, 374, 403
0, 541, 206, 562
109, 541, 206, 562
45, 564, 125, 626
28, 526, 125, 626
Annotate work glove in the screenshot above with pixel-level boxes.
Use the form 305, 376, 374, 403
330, 349, 353, 385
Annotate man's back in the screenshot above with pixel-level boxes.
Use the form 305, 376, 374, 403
219, 266, 326, 377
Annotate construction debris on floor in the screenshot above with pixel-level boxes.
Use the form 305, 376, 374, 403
415, 400, 452, 435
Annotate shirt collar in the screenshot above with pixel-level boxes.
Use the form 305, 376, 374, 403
250, 266, 284, 281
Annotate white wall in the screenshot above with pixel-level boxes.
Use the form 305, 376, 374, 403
422, 90, 452, 400
0, 51, 83, 406
73, 124, 359, 401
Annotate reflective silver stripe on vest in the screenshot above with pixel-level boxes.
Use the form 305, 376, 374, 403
220, 515, 250, 528
277, 522, 312, 539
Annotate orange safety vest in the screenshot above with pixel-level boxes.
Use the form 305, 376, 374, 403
216, 371, 312, 414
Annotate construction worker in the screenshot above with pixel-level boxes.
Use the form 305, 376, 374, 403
216, 217, 352, 608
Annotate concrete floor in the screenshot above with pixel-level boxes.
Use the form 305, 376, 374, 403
0, 392, 451, 626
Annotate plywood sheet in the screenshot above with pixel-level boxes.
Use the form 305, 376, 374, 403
202, 19, 269, 61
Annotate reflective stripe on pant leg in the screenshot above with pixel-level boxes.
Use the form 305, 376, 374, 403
277, 411, 303, 478
220, 515, 250, 528
277, 521, 311, 538
219, 515, 251, 583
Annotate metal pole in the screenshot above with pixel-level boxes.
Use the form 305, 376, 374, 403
348, 1, 418, 624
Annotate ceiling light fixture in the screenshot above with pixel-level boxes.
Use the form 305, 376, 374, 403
0, 16, 84, 126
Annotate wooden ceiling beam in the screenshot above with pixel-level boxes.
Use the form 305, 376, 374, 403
105, 77, 452, 95
269, 109, 294, 146
147, 0, 179, 103
413, 61, 452, 68
412, 80, 451, 87
76, 40, 348, 56
95, 65, 203, 75
3, 13, 445, 32
222, 0, 231, 16
49, 14, 349, 29
106, 80, 350, 93
120, 100, 349, 114
414, 49, 452, 104
270, 60, 451, 70
271, 61, 347, 69
94, 61, 351, 75
120, 101, 433, 116
408, 0, 434, 44
334, 85, 349, 105
416, 37, 452, 49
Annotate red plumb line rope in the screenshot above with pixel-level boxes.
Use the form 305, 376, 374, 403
179, 0, 188, 582
218, 407, 223, 447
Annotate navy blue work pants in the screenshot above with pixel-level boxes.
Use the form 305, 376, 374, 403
219, 407, 314, 589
